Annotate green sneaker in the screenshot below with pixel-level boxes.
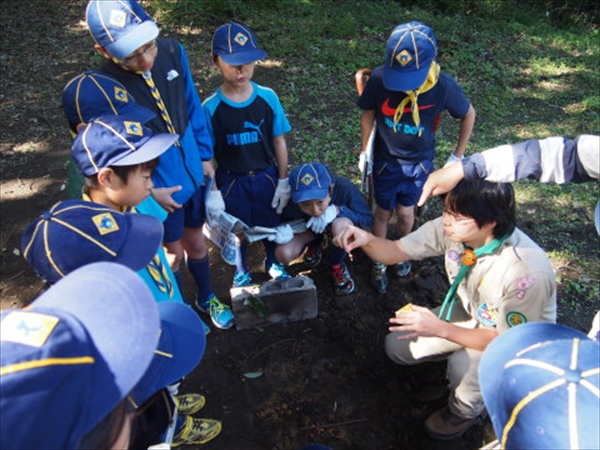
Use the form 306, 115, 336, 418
173, 393, 206, 415
172, 416, 222, 447
196, 294, 235, 329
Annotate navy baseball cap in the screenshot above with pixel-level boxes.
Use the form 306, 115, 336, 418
21, 199, 163, 284
480, 322, 599, 449
289, 162, 333, 203
212, 21, 267, 66
0, 262, 160, 449
71, 114, 178, 176
86, 0, 159, 60
383, 21, 438, 92
62, 71, 155, 127
130, 302, 206, 407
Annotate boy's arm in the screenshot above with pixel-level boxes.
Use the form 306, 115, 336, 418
390, 306, 498, 351
179, 43, 214, 161
273, 134, 289, 179
271, 134, 291, 214
453, 104, 476, 158
334, 225, 411, 264
360, 110, 376, 153
334, 179, 373, 229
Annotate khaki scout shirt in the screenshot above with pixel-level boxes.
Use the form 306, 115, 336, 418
400, 217, 556, 332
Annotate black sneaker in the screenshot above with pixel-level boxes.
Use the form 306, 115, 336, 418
330, 263, 355, 295
371, 262, 388, 293
392, 261, 412, 277
303, 244, 323, 269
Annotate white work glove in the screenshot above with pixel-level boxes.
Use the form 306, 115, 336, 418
271, 178, 291, 214
443, 152, 463, 168
205, 190, 225, 226
306, 205, 337, 234
267, 224, 294, 244
358, 151, 372, 175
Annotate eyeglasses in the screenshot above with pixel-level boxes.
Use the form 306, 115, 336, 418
119, 40, 157, 66
442, 210, 476, 225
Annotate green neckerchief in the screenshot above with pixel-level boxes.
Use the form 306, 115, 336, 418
438, 235, 509, 321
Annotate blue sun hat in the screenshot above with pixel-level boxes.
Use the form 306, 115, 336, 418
86, 0, 159, 60
212, 21, 267, 66
71, 114, 178, 176
0, 262, 160, 449
289, 162, 333, 203
62, 71, 155, 127
21, 199, 163, 284
479, 322, 600, 449
383, 21, 438, 92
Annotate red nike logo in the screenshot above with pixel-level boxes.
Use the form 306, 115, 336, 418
381, 98, 435, 116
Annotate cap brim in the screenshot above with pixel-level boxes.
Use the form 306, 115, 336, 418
383, 64, 430, 92
31, 262, 160, 422
116, 212, 164, 272
113, 132, 179, 167
105, 21, 159, 60
291, 187, 329, 204
132, 302, 206, 405
218, 49, 267, 66
480, 322, 589, 438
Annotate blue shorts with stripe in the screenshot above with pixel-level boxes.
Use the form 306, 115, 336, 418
372, 159, 434, 210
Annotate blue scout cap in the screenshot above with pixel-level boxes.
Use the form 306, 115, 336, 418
289, 162, 333, 203
71, 114, 178, 176
86, 0, 159, 60
0, 262, 160, 449
383, 21, 438, 92
62, 71, 155, 127
479, 322, 600, 449
211, 21, 267, 66
130, 302, 206, 407
21, 199, 163, 284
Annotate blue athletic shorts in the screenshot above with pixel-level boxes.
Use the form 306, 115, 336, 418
216, 164, 281, 228
162, 185, 206, 244
372, 159, 434, 210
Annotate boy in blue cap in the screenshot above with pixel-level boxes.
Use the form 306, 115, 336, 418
21, 198, 222, 447
203, 21, 293, 289
276, 162, 373, 296
358, 21, 476, 293
1, 262, 161, 449
61, 70, 156, 198
85, 0, 234, 330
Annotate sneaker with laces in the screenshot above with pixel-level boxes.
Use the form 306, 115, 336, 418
392, 261, 412, 277
232, 270, 253, 288
174, 393, 206, 415
424, 406, 484, 440
196, 294, 235, 329
330, 263, 355, 295
303, 244, 322, 269
172, 416, 222, 447
371, 262, 388, 293
268, 261, 291, 280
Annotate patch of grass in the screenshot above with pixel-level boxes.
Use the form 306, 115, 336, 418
151, 0, 599, 329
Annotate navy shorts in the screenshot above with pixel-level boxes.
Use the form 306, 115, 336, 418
162, 185, 206, 244
372, 159, 434, 210
216, 165, 280, 228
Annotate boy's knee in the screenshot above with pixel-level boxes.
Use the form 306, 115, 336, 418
384, 332, 418, 365
274, 245, 298, 265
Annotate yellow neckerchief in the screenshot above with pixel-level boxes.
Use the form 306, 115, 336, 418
393, 61, 440, 136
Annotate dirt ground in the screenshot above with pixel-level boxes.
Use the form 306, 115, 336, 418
1, 2, 594, 450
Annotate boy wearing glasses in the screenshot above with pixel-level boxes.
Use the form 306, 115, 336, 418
85, 0, 234, 330
334, 179, 556, 440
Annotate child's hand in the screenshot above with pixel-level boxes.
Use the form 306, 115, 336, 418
151, 186, 183, 213
271, 178, 291, 214
306, 205, 337, 234
267, 224, 294, 244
